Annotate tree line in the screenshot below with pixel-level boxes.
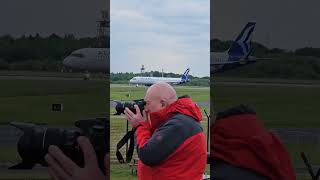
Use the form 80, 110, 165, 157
211, 39, 320, 58
0, 34, 109, 71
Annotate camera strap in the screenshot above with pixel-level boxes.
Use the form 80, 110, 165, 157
116, 128, 135, 163
301, 152, 320, 180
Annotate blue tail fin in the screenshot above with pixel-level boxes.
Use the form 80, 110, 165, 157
181, 68, 190, 82
228, 22, 256, 59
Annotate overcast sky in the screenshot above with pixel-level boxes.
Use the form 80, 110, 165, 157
110, 0, 210, 77
0, 0, 107, 37
212, 0, 320, 50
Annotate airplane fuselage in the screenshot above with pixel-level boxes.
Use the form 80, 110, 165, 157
63, 48, 109, 73
211, 51, 258, 73
129, 76, 185, 86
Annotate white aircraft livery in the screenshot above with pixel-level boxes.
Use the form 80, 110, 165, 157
63, 48, 109, 73
211, 22, 268, 73
129, 68, 190, 86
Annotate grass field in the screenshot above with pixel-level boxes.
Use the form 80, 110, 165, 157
110, 164, 211, 180
213, 83, 320, 128
110, 84, 209, 102
0, 79, 107, 125
0, 170, 50, 180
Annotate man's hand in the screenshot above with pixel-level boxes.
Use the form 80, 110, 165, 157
124, 105, 147, 128
45, 136, 108, 180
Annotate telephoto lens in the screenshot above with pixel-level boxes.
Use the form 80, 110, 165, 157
114, 99, 146, 115
9, 118, 107, 173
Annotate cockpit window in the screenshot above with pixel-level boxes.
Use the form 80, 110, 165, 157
70, 53, 85, 58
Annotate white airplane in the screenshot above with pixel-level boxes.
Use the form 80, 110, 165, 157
129, 68, 190, 86
211, 22, 269, 73
62, 48, 109, 79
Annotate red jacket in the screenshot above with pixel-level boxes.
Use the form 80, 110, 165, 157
135, 97, 207, 180
211, 108, 296, 180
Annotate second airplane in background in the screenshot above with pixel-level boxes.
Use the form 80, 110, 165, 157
211, 22, 270, 73
129, 68, 190, 86
63, 48, 109, 73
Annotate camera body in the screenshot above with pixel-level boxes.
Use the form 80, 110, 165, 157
114, 99, 146, 115
9, 118, 108, 173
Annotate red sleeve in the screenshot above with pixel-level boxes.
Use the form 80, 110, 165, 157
135, 121, 152, 148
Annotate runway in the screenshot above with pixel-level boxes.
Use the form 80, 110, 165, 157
0, 70, 106, 81
111, 84, 209, 90
0, 75, 107, 81
0, 75, 83, 81
214, 81, 320, 87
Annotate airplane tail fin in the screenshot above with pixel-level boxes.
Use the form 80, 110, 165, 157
181, 68, 190, 82
228, 22, 256, 60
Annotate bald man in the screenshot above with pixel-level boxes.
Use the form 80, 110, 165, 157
124, 82, 206, 180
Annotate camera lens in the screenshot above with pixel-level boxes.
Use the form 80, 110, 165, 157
9, 123, 82, 169
114, 100, 146, 115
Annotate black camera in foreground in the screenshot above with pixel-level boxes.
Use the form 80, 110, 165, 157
9, 118, 108, 173
114, 99, 146, 115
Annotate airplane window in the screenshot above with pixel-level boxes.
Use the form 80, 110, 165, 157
70, 53, 85, 58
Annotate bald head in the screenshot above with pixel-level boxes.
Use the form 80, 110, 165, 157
147, 82, 177, 103
144, 82, 178, 113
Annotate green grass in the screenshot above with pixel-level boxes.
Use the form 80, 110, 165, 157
0, 170, 50, 180
285, 142, 320, 166
284, 142, 320, 180
0, 145, 20, 163
110, 84, 209, 102
111, 164, 137, 180
213, 83, 320, 128
0, 79, 107, 125
0, 70, 108, 79
110, 164, 211, 180
214, 77, 320, 84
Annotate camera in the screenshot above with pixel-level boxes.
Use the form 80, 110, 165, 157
114, 99, 146, 115
9, 118, 108, 173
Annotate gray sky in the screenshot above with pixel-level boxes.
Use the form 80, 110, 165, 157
212, 0, 320, 50
0, 0, 108, 37
111, 0, 210, 77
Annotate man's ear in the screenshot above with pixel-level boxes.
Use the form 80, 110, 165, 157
160, 99, 166, 107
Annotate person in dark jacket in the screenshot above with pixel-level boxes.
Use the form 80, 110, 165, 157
210, 105, 296, 180
124, 82, 207, 180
